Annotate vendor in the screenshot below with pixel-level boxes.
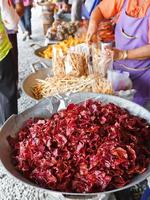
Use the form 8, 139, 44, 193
8, 0, 24, 86
86, 0, 150, 107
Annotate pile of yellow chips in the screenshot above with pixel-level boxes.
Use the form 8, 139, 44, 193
41, 37, 85, 59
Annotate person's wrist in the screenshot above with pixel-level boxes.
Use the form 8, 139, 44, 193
122, 50, 128, 60
87, 22, 98, 42
117, 50, 128, 60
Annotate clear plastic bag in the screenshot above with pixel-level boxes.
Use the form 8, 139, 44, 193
52, 46, 66, 76
115, 89, 136, 101
91, 74, 114, 95
65, 52, 88, 76
88, 44, 113, 77
65, 44, 89, 76
107, 70, 133, 91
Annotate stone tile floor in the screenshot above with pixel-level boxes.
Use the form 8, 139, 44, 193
18, 6, 44, 113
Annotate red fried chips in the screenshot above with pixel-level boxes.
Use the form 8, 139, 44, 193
8, 100, 150, 192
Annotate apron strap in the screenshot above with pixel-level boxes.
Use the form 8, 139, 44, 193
122, 0, 128, 10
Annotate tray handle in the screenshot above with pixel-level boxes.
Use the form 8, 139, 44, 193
0, 114, 17, 134
30, 61, 49, 73
30, 43, 42, 50
63, 194, 110, 199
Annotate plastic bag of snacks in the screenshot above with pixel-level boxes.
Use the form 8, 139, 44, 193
65, 52, 88, 76
52, 45, 66, 76
107, 70, 135, 101
45, 20, 80, 42
115, 89, 136, 101
74, 21, 89, 43
91, 74, 114, 95
107, 70, 132, 91
89, 44, 113, 77
65, 44, 89, 76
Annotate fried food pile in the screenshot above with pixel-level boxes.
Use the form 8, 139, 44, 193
40, 37, 85, 59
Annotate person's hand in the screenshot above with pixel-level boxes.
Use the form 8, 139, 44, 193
106, 47, 128, 60
86, 22, 98, 43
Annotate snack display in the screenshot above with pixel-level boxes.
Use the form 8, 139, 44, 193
92, 75, 113, 94
31, 42, 115, 100
39, 46, 53, 59
65, 52, 88, 76
42, 37, 85, 59
7, 99, 150, 193
32, 74, 113, 100
92, 46, 113, 77
46, 21, 80, 41
52, 46, 66, 76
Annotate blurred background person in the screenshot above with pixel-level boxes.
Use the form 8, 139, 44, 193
40, 1, 55, 35
71, 0, 101, 21
0, 0, 19, 126
71, 0, 83, 21
7, 0, 24, 91
20, 0, 33, 40
54, 0, 71, 21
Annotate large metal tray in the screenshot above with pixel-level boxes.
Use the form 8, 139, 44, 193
22, 62, 53, 101
0, 93, 150, 199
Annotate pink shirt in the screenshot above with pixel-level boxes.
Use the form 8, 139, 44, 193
23, 0, 33, 7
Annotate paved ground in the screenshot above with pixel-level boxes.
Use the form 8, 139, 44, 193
18, 6, 45, 113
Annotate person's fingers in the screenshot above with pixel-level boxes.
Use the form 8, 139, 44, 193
105, 46, 113, 50
92, 34, 98, 43
86, 31, 97, 44
86, 32, 92, 43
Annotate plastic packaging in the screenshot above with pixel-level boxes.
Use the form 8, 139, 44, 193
65, 51, 88, 76
65, 44, 88, 76
101, 41, 113, 52
52, 46, 66, 76
90, 45, 113, 77
107, 70, 133, 91
75, 25, 88, 39
97, 19, 115, 42
115, 89, 136, 101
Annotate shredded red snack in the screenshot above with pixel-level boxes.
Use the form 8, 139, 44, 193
8, 100, 150, 193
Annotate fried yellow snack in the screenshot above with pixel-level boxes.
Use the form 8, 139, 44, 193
42, 37, 85, 59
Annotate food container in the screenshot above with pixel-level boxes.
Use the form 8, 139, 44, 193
30, 43, 55, 66
22, 61, 53, 101
0, 93, 150, 199
107, 70, 132, 91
